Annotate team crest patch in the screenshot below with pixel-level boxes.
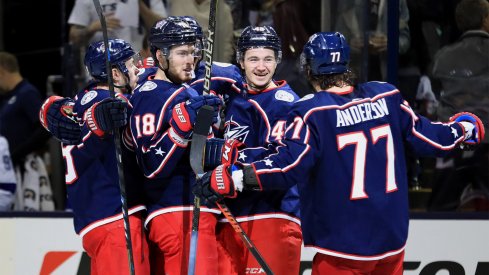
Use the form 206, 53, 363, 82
81, 90, 98, 105
139, 81, 157, 92
274, 90, 295, 102
8, 96, 16, 105
298, 94, 314, 102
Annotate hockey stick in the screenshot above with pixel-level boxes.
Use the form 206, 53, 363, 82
188, 1, 219, 274
92, 1, 135, 274
188, 0, 272, 273
216, 201, 274, 275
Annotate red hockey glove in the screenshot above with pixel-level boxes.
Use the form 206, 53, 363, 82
170, 95, 221, 139
450, 112, 485, 149
204, 138, 245, 171
194, 163, 237, 203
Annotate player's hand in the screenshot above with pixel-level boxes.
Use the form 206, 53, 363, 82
85, 97, 128, 137
39, 96, 81, 145
204, 138, 244, 171
170, 95, 221, 139
193, 163, 238, 203
88, 14, 121, 32
450, 112, 485, 149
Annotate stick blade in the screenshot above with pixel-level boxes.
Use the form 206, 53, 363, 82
189, 105, 214, 177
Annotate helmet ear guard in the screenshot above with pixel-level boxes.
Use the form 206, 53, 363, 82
301, 32, 350, 76
236, 26, 282, 64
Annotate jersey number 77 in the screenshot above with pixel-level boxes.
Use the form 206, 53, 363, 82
337, 124, 397, 200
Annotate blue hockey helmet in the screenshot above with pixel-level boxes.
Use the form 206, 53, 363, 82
84, 39, 135, 82
149, 17, 197, 57
180, 16, 205, 53
300, 32, 350, 75
180, 16, 203, 42
236, 26, 282, 63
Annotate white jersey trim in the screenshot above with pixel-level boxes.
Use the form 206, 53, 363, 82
308, 243, 406, 261
79, 205, 146, 238
218, 213, 301, 225
144, 206, 221, 227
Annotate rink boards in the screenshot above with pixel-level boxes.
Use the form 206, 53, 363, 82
0, 213, 488, 275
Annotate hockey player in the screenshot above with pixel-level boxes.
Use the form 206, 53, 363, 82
195, 32, 485, 274
40, 38, 150, 274
207, 26, 303, 275
127, 18, 222, 275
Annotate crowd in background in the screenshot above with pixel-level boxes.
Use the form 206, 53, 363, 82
0, 0, 487, 212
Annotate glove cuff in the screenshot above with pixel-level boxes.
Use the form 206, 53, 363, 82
39, 96, 64, 131
211, 164, 237, 198
85, 103, 105, 137
172, 102, 192, 133
168, 127, 189, 147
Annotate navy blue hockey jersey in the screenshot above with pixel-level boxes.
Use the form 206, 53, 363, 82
248, 82, 465, 260
67, 87, 145, 236
224, 81, 301, 223
129, 78, 220, 222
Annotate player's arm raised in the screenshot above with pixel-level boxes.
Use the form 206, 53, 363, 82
399, 98, 483, 155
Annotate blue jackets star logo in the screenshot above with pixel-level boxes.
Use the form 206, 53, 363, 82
451, 127, 459, 138
155, 147, 165, 156
264, 159, 273, 167
239, 151, 247, 161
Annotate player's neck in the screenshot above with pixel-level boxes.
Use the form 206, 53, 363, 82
4, 73, 23, 91
313, 83, 353, 94
325, 85, 353, 94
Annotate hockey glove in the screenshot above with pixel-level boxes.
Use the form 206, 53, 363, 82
39, 96, 81, 145
450, 112, 485, 149
85, 97, 128, 137
204, 138, 244, 171
194, 163, 238, 203
170, 95, 221, 139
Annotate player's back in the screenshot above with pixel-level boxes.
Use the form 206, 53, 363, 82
295, 81, 410, 258
254, 80, 464, 258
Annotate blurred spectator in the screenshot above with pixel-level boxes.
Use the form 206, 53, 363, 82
67, 0, 166, 83
335, 0, 411, 81
428, 0, 489, 211
0, 52, 54, 211
270, 0, 312, 96
68, 0, 167, 51
166, 0, 235, 63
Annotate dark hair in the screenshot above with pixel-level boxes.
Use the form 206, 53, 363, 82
272, 0, 309, 60
0, 52, 20, 73
306, 69, 357, 90
455, 0, 489, 32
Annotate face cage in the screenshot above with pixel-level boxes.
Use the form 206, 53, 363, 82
113, 52, 141, 82
157, 42, 202, 60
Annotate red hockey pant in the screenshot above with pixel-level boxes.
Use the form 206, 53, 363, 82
217, 218, 302, 275
82, 212, 150, 275
312, 251, 404, 275
148, 211, 219, 275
